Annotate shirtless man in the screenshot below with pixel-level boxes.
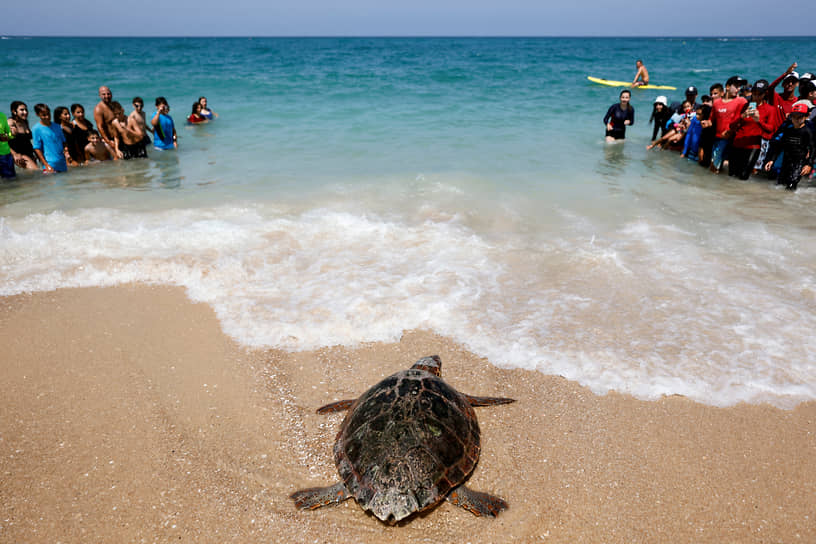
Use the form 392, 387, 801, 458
110, 101, 148, 160
129, 97, 150, 139
93, 86, 118, 159
632, 60, 649, 87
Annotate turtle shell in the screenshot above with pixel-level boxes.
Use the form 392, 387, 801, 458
333, 368, 480, 523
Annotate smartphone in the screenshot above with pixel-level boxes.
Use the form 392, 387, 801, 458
748, 102, 757, 110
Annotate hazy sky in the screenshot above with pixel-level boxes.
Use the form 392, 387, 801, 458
7, 0, 816, 36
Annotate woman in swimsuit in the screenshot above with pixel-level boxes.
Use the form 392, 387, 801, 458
603, 90, 634, 142
198, 96, 217, 120
55, 106, 82, 166
188, 102, 208, 124
8, 101, 39, 170
71, 104, 93, 163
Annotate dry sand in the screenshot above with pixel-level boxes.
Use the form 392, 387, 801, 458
1, 284, 814, 543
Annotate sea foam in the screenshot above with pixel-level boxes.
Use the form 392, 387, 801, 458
2, 203, 815, 409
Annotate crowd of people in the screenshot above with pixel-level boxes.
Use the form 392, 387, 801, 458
0, 86, 217, 180
604, 62, 816, 191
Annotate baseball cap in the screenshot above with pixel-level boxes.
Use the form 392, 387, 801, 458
799, 80, 816, 96
801, 72, 814, 81
726, 75, 747, 87
654, 96, 668, 106
790, 102, 810, 114
685, 86, 698, 95
783, 71, 800, 83
753, 79, 769, 91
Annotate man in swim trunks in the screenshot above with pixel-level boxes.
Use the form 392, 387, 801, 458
110, 101, 148, 160
93, 86, 118, 159
632, 60, 649, 87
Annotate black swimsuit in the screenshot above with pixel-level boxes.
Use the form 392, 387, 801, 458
72, 121, 93, 159
62, 126, 83, 163
9, 127, 36, 158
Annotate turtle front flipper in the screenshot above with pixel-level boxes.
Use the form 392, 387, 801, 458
291, 482, 352, 510
316, 399, 356, 414
446, 485, 509, 517
462, 394, 516, 407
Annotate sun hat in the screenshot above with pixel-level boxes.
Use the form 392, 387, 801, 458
654, 96, 668, 106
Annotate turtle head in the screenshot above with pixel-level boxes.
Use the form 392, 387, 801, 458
411, 355, 442, 376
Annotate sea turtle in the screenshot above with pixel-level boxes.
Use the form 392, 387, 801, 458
290, 355, 515, 524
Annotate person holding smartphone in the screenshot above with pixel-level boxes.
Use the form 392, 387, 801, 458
727, 90, 762, 180
151, 97, 177, 151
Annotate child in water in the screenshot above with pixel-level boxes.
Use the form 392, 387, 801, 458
84, 130, 113, 161
681, 105, 709, 162
763, 102, 814, 190
649, 96, 673, 141
187, 102, 208, 124
31, 103, 68, 173
647, 100, 693, 150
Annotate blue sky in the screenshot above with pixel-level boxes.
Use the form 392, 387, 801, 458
6, 0, 816, 36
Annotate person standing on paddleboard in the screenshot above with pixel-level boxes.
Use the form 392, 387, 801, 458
604, 89, 635, 142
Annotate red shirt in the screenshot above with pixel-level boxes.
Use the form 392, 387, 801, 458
188, 114, 207, 124
712, 96, 747, 138
730, 113, 762, 149
756, 102, 783, 139
769, 91, 797, 117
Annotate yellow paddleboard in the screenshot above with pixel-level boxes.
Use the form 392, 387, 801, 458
587, 76, 676, 91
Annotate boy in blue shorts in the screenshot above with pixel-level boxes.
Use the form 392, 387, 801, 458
31, 103, 68, 173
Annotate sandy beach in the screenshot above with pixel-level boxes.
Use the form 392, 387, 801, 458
1, 284, 814, 543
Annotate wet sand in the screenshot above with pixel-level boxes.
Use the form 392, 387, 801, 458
1, 285, 814, 543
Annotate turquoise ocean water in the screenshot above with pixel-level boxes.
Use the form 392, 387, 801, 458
2, 37, 815, 407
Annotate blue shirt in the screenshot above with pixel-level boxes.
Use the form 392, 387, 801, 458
153, 112, 175, 150
32, 122, 67, 172
682, 116, 703, 160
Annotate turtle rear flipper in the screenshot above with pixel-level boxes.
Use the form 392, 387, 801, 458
316, 399, 356, 414
291, 482, 351, 509
446, 485, 508, 517
462, 394, 516, 407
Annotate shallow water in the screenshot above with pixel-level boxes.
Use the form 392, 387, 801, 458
2, 37, 815, 407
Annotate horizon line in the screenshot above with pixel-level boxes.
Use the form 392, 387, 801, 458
3, 34, 815, 39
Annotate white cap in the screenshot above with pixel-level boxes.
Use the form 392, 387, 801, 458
654, 95, 668, 106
